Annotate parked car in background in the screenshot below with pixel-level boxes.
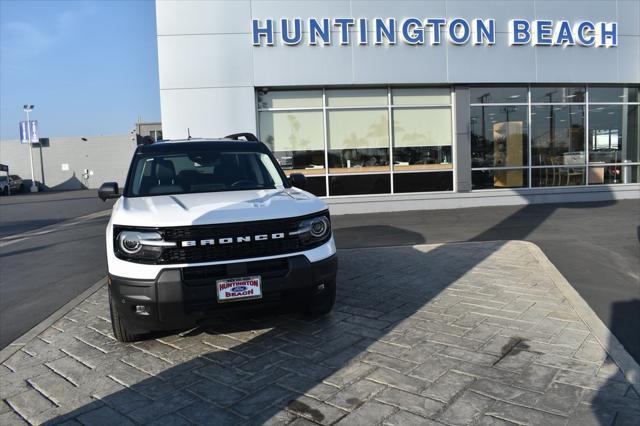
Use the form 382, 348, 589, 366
0, 176, 8, 195
8, 175, 25, 193
0, 175, 26, 195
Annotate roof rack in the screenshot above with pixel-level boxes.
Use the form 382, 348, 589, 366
224, 132, 259, 142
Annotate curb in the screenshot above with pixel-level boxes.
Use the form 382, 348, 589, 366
0, 277, 107, 364
523, 241, 640, 392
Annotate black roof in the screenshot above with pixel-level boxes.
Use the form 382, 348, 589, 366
135, 139, 268, 155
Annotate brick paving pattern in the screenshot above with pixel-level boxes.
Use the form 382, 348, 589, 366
1, 241, 638, 425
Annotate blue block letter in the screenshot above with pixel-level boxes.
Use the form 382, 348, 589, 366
375, 18, 396, 45
402, 18, 425, 45
309, 18, 331, 45
253, 19, 274, 46
448, 18, 470, 45
473, 19, 495, 45
509, 19, 531, 45
281, 19, 302, 45
426, 18, 446, 45
334, 18, 355, 45
598, 22, 618, 47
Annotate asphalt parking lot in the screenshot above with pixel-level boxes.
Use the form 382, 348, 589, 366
2, 241, 639, 424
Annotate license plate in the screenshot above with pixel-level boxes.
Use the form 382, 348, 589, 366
216, 276, 262, 303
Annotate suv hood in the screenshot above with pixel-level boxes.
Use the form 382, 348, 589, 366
111, 188, 328, 228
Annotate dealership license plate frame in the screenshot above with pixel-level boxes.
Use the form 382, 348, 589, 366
216, 276, 262, 303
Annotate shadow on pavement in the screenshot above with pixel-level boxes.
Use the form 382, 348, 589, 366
45, 193, 639, 424
586, 299, 640, 424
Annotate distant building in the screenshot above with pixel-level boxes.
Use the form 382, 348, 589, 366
0, 122, 162, 190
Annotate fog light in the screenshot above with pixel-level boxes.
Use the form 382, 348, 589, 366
135, 305, 149, 315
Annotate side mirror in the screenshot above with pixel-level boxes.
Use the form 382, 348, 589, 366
289, 173, 307, 190
98, 182, 120, 201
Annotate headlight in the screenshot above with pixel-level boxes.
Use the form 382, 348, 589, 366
114, 228, 176, 263
310, 216, 330, 238
291, 214, 332, 247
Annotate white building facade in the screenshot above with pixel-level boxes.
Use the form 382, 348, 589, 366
156, 0, 640, 213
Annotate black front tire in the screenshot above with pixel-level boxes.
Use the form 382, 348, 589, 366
109, 287, 146, 343
304, 281, 336, 316
2, 187, 7, 196
19, 184, 25, 193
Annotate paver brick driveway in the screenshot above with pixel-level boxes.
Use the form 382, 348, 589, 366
1, 241, 638, 425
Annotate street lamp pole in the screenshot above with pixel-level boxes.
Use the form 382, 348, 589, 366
23, 104, 38, 192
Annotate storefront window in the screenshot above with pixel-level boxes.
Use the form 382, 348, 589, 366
588, 165, 638, 185
327, 109, 390, 173
393, 108, 452, 171
392, 88, 450, 105
471, 85, 639, 190
589, 105, 639, 164
531, 167, 586, 187
326, 89, 387, 107
257, 90, 323, 109
531, 105, 585, 166
395, 172, 452, 193
470, 87, 527, 104
531, 86, 586, 103
329, 174, 390, 196
471, 105, 528, 168
260, 87, 453, 196
472, 169, 528, 190
259, 110, 326, 175
589, 86, 639, 103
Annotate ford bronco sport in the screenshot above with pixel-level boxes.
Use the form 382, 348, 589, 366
99, 133, 337, 342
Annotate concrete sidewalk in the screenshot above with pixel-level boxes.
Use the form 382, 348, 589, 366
1, 241, 638, 425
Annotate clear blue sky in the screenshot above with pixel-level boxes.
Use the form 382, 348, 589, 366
0, 0, 160, 139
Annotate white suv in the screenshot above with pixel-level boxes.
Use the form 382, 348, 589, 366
99, 134, 337, 342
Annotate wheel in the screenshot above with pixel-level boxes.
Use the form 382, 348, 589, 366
19, 184, 24, 193
109, 287, 146, 342
1, 187, 7, 196
304, 281, 336, 316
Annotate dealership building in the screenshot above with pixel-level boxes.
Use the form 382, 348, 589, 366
155, 0, 640, 213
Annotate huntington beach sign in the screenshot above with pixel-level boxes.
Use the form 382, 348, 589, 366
252, 18, 618, 48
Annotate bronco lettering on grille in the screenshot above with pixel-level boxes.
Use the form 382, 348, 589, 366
179, 232, 286, 247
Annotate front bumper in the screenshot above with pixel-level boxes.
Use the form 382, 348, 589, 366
108, 254, 338, 332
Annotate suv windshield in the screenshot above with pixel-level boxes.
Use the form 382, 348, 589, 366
127, 146, 286, 197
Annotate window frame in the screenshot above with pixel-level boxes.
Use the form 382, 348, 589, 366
257, 86, 455, 198
470, 85, 640, 190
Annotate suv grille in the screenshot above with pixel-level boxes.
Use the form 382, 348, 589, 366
158, 213, 326, 264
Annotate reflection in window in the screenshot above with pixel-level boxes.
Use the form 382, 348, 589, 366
329, 174, 390, 196
394, 172, 453, 193
259, 110, 326, 175
588, 105, 639, 163
470, 106, 528, 168
588, 165, 638, 185
327, 109, 390, 173
304, 176, 327, 196
470, 87, 527, 104
392, 88, 450, 105
531, 86, 586, 103
393, 108, 452, 171
257, 90, 323, 109
531, 105, 585, 166
326, 89, 387, 107
472, 169, 528, 189
589, 86, 639, 103
531, 167, 585, 187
